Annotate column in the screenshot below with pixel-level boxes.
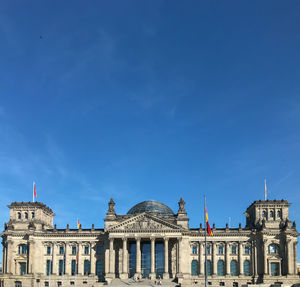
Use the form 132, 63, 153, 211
2, 244, 6, 274
109, 238, 115, 277
225, 242, 230, 276
121, 238, 128, 278
176, 238, 183, 277
163, 238, 169, 279
150, 238, 156, 279
28, 240, 35, 274
7, 240, 15, 274
294, 242, 297, 275
78, 243, 83, 275
263, 240, 268, 275
199, 242, 204, 275
254, 241, 258, 276
52, 243, 57, 275
65, 243, 71, 275
238, 242, 243, 276
212, 242, 217, 276
90, 243, 95, 275
287, 240, 292, 275
136, 238, 141, 275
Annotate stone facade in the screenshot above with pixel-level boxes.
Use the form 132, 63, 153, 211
0, 199, 299, 287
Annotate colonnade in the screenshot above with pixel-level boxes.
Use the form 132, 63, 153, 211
107, 237, 171, 279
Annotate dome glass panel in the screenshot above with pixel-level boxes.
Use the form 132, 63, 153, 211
127, 200, 174, 217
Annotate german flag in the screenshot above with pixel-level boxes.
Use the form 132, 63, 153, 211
205, 205, 213, 237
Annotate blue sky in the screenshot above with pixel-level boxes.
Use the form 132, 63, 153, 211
0, 1, 300, 261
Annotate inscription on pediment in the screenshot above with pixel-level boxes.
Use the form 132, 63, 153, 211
109, 214, 182, 232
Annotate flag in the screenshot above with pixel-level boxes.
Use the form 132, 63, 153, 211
265, 179, 267, 200
33, 182, 37, 202
205, 205, 213, 237
77, 219, 80, 229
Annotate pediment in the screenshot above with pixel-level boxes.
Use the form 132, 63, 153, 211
108, 213, 184, 232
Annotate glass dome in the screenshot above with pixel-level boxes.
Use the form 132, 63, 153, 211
127, 200, 174, 217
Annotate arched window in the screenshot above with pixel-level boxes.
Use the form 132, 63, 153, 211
262, 210, 267, 218
15, 281, 22, 287
18, 244, 28, 254
71, 260, 77, 275
277, 210, 281, 219
205, 260, 212, 276
244, 260, 250, 276
191, 260, 198, 276
218, 246, 224, 255
84, 260, 90, 275
25, 212, 28, 219
268, 244, 280, 254
18, 212, 21, 219
230, 260, 238, 276
270, 210, 274, 218
217, 260, 225, 276
192, 245, 197, 254
31, 212, 35, 219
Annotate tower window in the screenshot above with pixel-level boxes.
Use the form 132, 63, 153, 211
46, 246, 51, 255
18, 212, 22, 219
25, 212, 28, 219
277, 210, 281, 218
59, 246, 64, 254
31, 212, 35, 219
72, 246, 76, 255
270, 210, 274, 218
84, 246, 89, 255
262, 210, 267, 218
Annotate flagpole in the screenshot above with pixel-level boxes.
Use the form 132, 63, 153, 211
264, 179, 267, 200
33, 182, 35, 203
204, 195, 207, 287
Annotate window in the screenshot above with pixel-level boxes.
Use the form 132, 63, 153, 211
244, 246, 250, 254
270, 262, 279, 276
18, 212, 21, 219
230, 260, 238, 276
96, 260, 104, 279
277, 210, 281, 218
31, 212, 35, 219
219, 283, 225, 286
192, 246, 197, 255
218, 246, 224, 255
45, 282, 49, 287
19, 263, 26, 275
84, 260, 90, 275
83, 282, 87, 285
217, 260, 225, 276
19, 244, 28, 255
96, 246, 101, 255
262, 211, 267, 218
46, 260, 52, 275
72, 246, 76, 255
270, 210, 274, 218
71, 260, 77, 275
59, 246, 64, 255
268, 244, 280, 255
57, 282, 62, 287
15, 281, 22, 287
70, 282, 74, 285
46, 246, 51, 255
58, 260, 64, 275
84, 246, 89, 255
25, 212, 28, 219
205, 260, 212, 276
206, 246, 211, 255
244, 260, 250, 276
231, 246, 237, 254
191, 260, 198, 276
233, 283, 238, 287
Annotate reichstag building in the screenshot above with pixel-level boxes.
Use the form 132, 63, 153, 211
0, 198, 299, 287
